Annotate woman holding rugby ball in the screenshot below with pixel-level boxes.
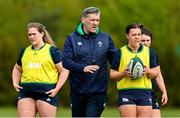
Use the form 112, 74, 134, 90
110, 23, 159, 117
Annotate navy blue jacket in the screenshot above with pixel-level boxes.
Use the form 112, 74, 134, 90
62, 23, 118, 94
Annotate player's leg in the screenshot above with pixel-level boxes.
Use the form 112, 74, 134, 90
36, 92, 58, 117
36, 100, 57, 117
152, 96, 161, 117
118, 105, 137, 117
17, 98, 36, 117
152, 89, 161, 117
118, 90, 137, 117
136, 90, 153, 117
152, 109, 161, 117
137, 106, 152, 117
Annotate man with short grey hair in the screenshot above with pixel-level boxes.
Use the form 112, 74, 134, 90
62, 7, 118, 117
82, 7, 100, 17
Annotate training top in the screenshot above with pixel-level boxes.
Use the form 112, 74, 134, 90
117, 45, 159, 90
62, 22, 118, 94
17, 43, 62, 84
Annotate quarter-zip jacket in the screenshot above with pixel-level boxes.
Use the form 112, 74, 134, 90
62, 23, 118, 94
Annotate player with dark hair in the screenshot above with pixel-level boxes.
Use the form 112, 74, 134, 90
110, 23, 159, 117
141, 26, 168, 117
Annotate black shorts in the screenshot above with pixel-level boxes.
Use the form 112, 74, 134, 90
151, 89, 160, 109
118, 89, 152, 106
17, 83, 58, 107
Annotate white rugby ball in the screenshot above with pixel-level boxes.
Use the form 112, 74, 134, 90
128, 56, 144, 80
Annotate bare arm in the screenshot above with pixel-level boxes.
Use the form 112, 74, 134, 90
155, 66, 168, 106
110, 68, 132, 81
46, 62, 69, 97
12, 63, 23, 92
144, 66, 159, 79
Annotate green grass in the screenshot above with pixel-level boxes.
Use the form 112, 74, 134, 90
0, 107, 180, 117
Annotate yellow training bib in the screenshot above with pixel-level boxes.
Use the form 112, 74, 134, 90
117, 45, 152, 90
21, 44, 58, 84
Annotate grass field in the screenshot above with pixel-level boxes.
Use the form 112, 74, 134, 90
0, 107, 180, 117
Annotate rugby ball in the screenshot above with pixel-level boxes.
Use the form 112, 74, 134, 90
127, 56, 144, 80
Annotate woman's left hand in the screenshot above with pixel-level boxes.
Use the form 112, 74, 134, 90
46, 89, 58, 97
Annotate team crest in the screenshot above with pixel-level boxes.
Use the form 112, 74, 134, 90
77, 42, 83, 46
98, 41, 102, 47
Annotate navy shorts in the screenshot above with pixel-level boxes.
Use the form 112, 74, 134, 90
70, 91, 107, 117
118, 89, 152, 106
17, 83, 58, 107
151, 89, 160, 109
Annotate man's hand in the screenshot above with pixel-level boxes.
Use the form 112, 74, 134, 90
83, 65, 100, 73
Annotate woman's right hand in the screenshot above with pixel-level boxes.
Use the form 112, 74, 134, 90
123, 68, 132, 79
12, 63, 23, 92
